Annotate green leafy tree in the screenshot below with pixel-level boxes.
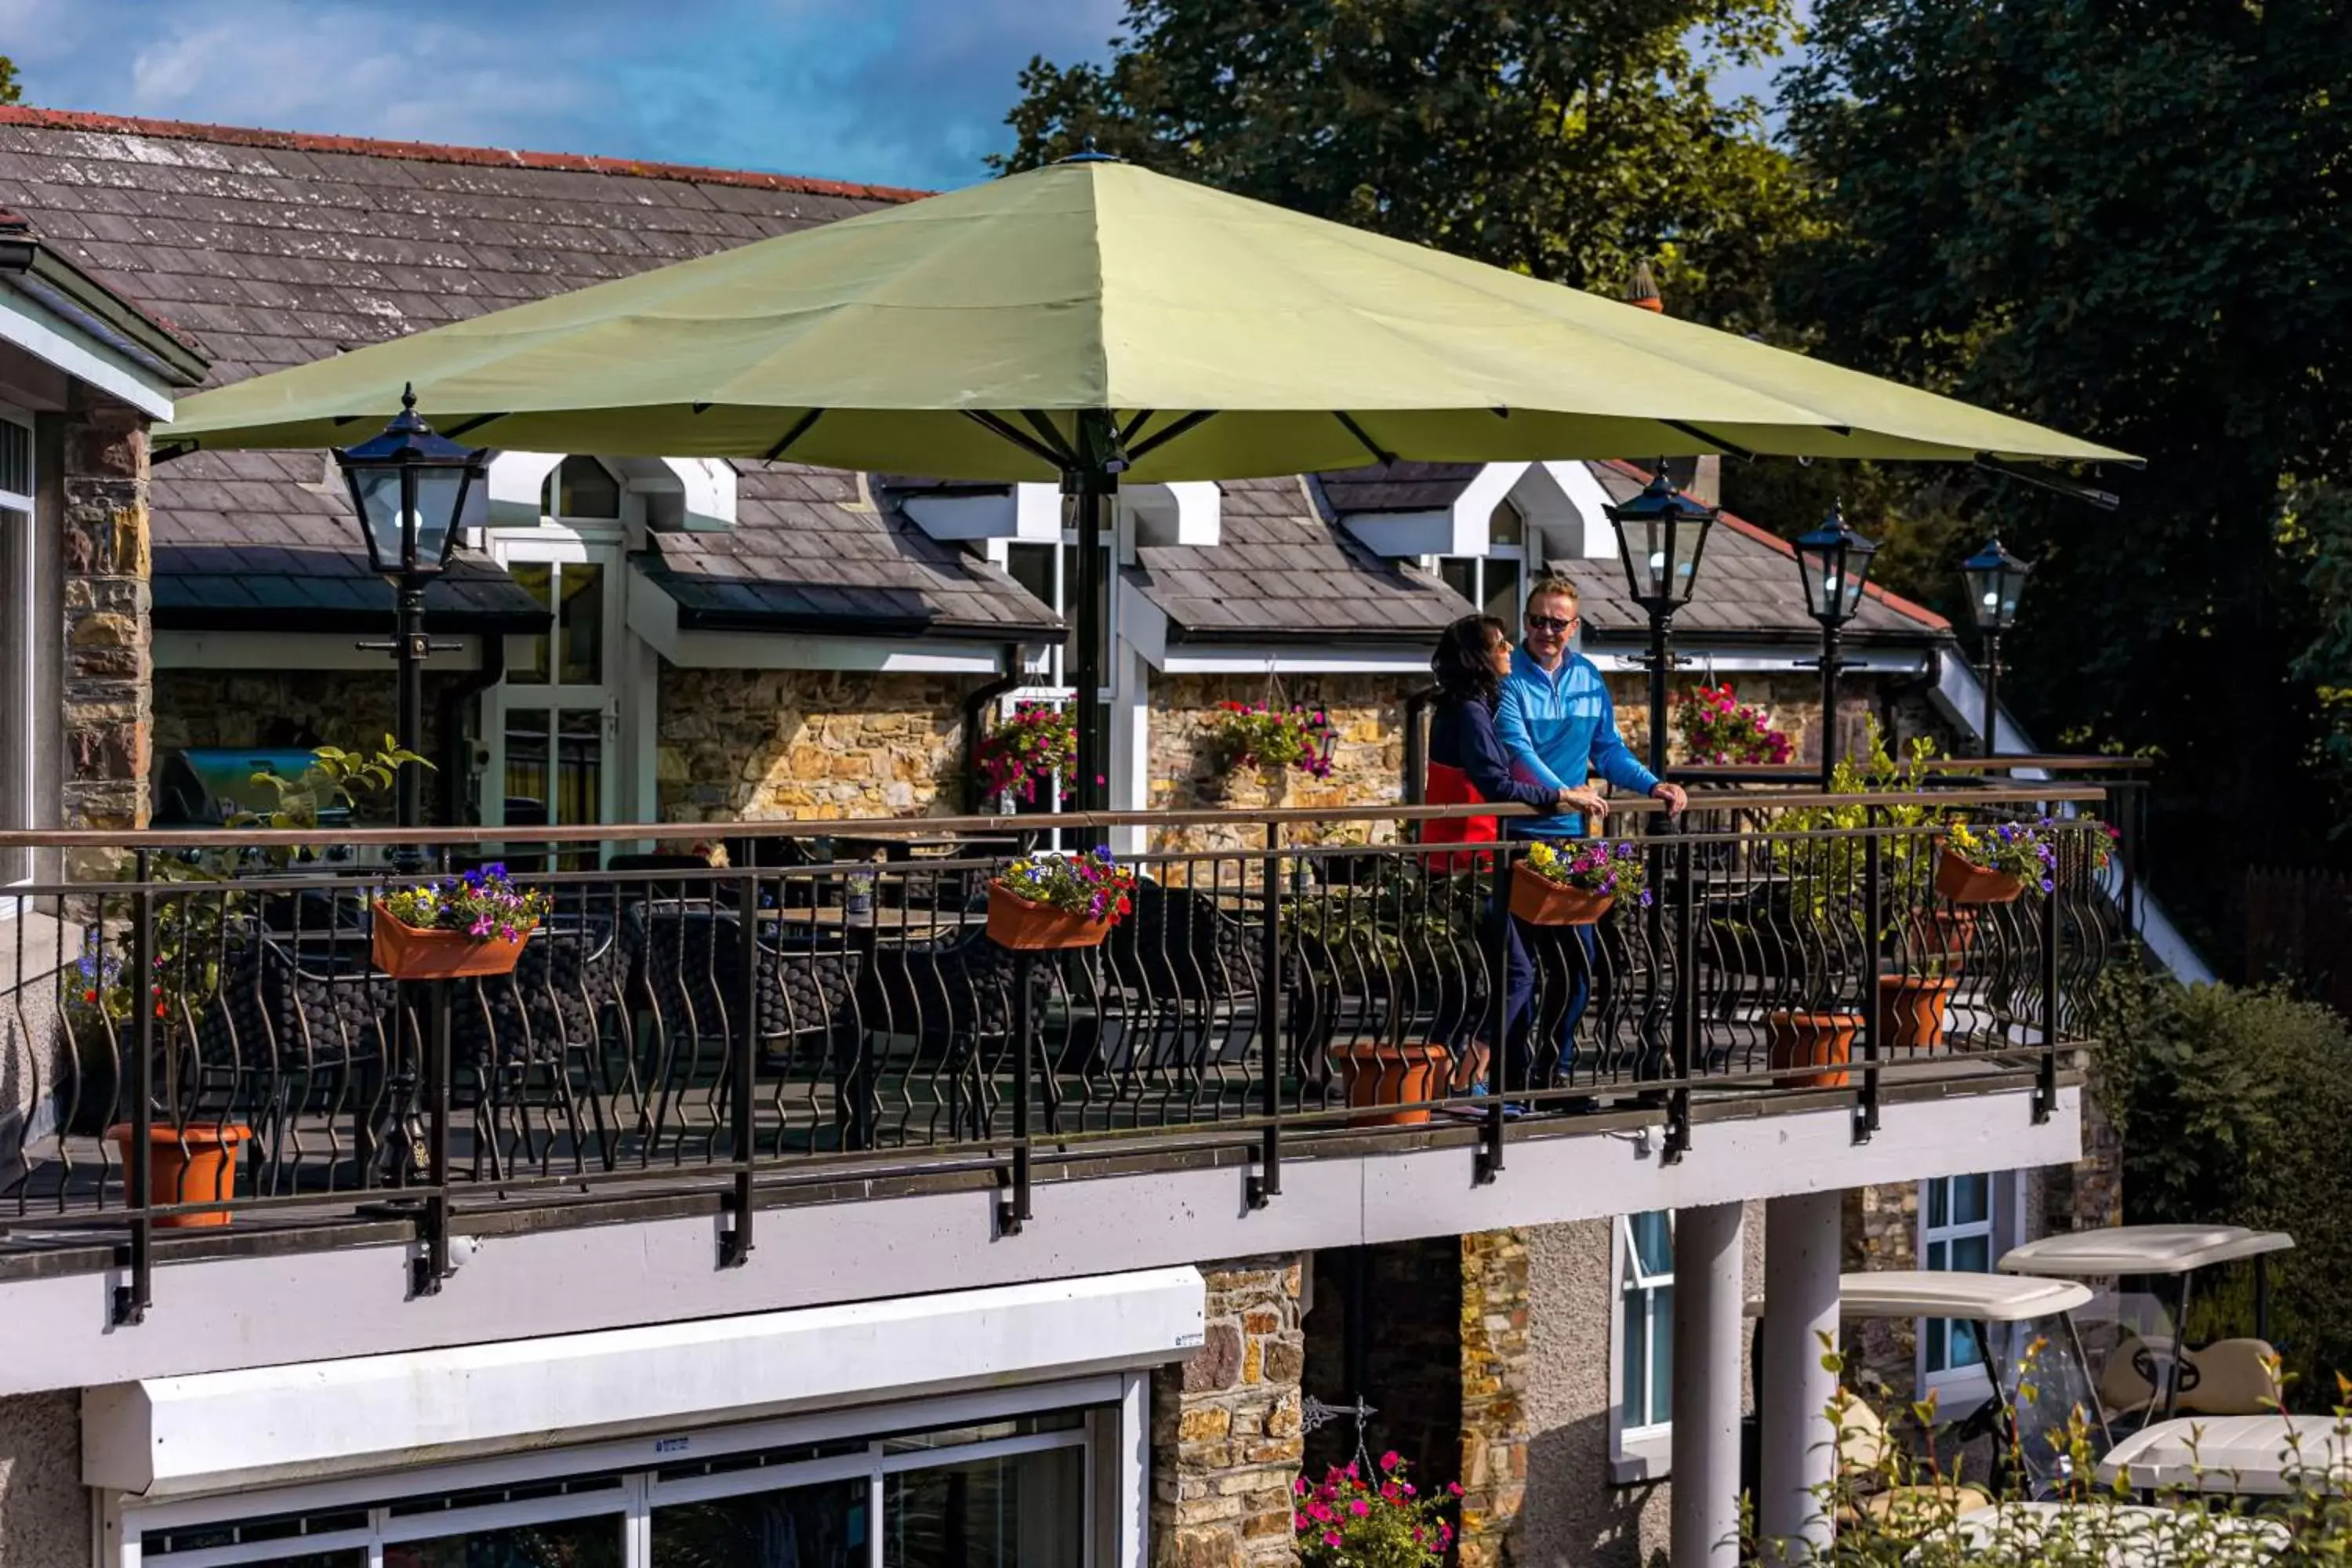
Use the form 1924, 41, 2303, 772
0, 56, 20, 106
996, 0, 1817, 330
1777, 0, 2352, 925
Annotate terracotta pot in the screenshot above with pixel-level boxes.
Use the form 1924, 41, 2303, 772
986, 884, 1112, 950
372, 904, 534, 980
1509, 873, 1616, 927
1766, 1011, 1860, 1090
1338, 1043, 1451, 1126
1935, 848, 2024, 906
1906, 907, 1980, 965
109, 1123, 251, 1227
1876, 975, 1959, 1054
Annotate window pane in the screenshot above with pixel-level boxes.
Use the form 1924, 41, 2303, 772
1058, 543, 1112, 688
1926, 1319, 1950, 1374
884, 1445, 1083, 1568
559, 563, 604, 685
0, 506, 29, 884
1621, 1287, 1648, 1421
557, 708, 604, 828
1952, 1174, 1991, 1228
555, 456, 622, 520
1649, 1283, 1674, 1419
1926, 1239, 1947, 1271
1483, 557, 1521, 626
1439, 557, 1476, 604
653, 1477, 866, 1567
1949, 1235, 1991, 1275
1005, 543, 1054, 606
1948, 1318, 1984, 1371
1927, 1178, 1948, 1229
1490, 499, 1525, 547
385, 1517, 621, 1566
505, 709, 551, 827
510, 564, 553, 686
1629, 1210, 1672, 1276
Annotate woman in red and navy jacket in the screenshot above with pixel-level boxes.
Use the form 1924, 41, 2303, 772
1425, 614, 1571, 862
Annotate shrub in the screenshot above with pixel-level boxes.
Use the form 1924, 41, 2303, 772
2088, 968, 2352, 1396
1292, 1454, 1457, 1567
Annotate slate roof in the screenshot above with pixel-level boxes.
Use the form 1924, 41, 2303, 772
0, 108, 1049, 637
641, 466, 1061, 639
1563, 462, 1947, 644
1314, 462, 1483, 515
1134, 476, 1465, 644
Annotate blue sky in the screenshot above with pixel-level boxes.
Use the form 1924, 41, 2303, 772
0, 0, 1795, 192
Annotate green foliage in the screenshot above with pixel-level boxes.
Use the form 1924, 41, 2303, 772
242, 737, 427, 833
1779, 0, 2352, 922
2088, 969, 2352, 1397
0, 56, 20, 106
995, 0, 1819, 328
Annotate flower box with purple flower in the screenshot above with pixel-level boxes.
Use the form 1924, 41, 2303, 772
1510, 837, 1649, 925
372, 863, 552, 980
986, 848, 1138, 950
1939, 815, 2117, 905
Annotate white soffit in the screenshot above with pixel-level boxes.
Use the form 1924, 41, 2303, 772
1338, 462, 1527, 558
900, 482, 1063, 543
487, 452, 738, 532
1128, 481, 1221, 547
84, 1266, 1206, 1497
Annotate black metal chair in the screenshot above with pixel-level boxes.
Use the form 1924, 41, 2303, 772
448, 911, 630, 1178
1073, 885, 1262, 1124
848, 924, 1038, 1149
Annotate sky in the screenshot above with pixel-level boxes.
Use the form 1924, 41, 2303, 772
0, 0, 1796, 194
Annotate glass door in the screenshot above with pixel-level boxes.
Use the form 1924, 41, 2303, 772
485, 541, 623, 856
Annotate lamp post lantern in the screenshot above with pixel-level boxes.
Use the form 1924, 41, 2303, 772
333, 385, 487, 846
1961, 537, 2033, 760
1605, 465, 1719, 777
1793, 504, 1880, 790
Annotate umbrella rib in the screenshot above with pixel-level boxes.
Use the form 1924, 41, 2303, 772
1662, 421, 1759, 463
963, 410, 1069, 470
1127, 410, 1219, 464
1119, 410, 1158, 448
1974, 455, 2122, 511
764, 408, 826, 462
1332, 412, 1396, 466
442, 414, 505, 441
1017, 410, 1079, 465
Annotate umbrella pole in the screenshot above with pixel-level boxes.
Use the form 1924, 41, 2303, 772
1068, 411, 1120, 829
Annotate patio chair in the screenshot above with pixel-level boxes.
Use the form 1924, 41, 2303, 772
848, 924, 1040, 1149
447, 911, 630, 1179
1073, 885, 1261, 1123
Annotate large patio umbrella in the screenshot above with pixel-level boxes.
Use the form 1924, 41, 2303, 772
160, 152, 2132, 807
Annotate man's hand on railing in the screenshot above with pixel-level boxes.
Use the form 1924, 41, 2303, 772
1650, 782, 1690, 815
1555, 786, 1611, 818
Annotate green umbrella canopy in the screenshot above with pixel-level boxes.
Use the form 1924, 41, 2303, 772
159, 158, 2132, 481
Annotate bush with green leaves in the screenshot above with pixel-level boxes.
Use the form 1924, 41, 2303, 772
2085, 968, 2352, 1397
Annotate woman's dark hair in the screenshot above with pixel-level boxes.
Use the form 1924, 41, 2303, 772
1432, 614, 1511, 704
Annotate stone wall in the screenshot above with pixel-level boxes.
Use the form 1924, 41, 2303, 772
1152, 1254, 1305, 1568
659, 667, 974, 822
1458, 1229, 1531, 1568
61, 404, 151, 839
151, 668, 460, 815
1149, 674, 1413, 855
0, 1390, 83, 1567
1842, 1183, 1921, 1401
1612, 668, 1930, 776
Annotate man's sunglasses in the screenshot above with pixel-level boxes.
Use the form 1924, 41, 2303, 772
1525, 613, 1579, 634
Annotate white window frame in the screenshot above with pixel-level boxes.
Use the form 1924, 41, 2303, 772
105, 1371, 1137, 1568
1609, 1209, 1675, 1483
987, 500, 1128, 832
1428, 496, 1541, 626
1918, 1171, 2027, 1411
0, 402, 37, 907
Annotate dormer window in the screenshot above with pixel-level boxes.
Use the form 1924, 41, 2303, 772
542, 456, 622, 521
1437, 499, 1534, 622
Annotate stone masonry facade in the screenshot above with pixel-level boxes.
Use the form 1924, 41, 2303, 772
61, 404, 152, 840
659, 667, 974, 822
1153, 1254, 1306, 1568
1457, 1229, 1532, 1568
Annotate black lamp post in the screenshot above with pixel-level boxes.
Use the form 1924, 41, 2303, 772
1605, 465, 1719, 777
1794, 503, 1880, 789
1960, 537, 2033, 760
334, 385, 487, 849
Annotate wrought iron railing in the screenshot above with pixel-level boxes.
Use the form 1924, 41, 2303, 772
0, 786, 2119, 1320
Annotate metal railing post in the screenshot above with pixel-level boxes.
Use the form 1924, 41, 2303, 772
1247, 821, 1283, 1209
1476, 841, 1512, 1185
113, 852, 155, 1327
1857, 811, 1883, 1143
999, 952, 1036, 1236
720, 871, 760, 1266
412, 978, 452, 1297
1663, 833, 1695, 1163
2035, 844, 2063, 1124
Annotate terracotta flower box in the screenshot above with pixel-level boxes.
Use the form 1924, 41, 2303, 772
372, 903, 535, 981
986, 884, 1112, 950
1935, 848, 2024, 906
1509, 875, 1615, 927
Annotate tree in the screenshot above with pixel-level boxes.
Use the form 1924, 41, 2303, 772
995, 0, 1816, 331
1779, 0, 2352, 925
0, 56, 19, 105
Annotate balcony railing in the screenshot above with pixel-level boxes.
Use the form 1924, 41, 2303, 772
0, 786, 2122, 1321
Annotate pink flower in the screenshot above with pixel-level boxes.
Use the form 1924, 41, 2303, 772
1322, 1531, 1342, 1548
1294, 1477, 1308, 1497
1348, 1499, 1370, 1518
1307, 1502, 1334, 1524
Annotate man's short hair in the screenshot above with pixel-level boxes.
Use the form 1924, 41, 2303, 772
1526, 574, 1581, 610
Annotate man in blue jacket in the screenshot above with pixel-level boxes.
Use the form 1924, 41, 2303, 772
1493, 575, 1686, 1102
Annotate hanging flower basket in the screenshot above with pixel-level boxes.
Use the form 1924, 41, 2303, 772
1672, 682, 1795, 768
986, 849, 1137, 950
975, 702, 1076, 807
372, 863, 549, 981
1201, 700, 1338, 782
1510, 838, 1646, 925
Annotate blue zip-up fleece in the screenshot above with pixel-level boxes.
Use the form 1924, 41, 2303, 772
1494, 646, 1659, 838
